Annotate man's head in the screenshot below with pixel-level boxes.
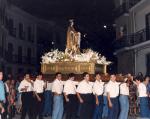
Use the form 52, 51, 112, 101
68, 73, 75, 81
38, 72, 43, 80
95, 72, 101, 81
110, 74, 116, 82
134, 75, 143, 84
0, 70, 3, 81
55, 72, 62, 80
83, 72, 90, 81
25, 73, 30, 80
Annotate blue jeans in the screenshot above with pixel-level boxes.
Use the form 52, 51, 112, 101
42, 91, 52, 116
140, 97, 150, 118
108, 97, 119, 119
52, 95, 64, 119
118, 95, 129, 119
102, 96, 108, 118
93, 95, 103, 119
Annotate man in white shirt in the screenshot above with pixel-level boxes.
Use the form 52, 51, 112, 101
34, 73, 46, 119
106, 74, 119, 119
93, 72, 104, 119
51, 72, 64, 119
63, 73, 77, 119
76, 72, 94, 119
18, 73, 35, 119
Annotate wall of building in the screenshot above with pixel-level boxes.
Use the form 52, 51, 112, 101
4, 5, 38, 75
117, 50, 135, 74
135, 44, 150, 75
129, 0, 150, 32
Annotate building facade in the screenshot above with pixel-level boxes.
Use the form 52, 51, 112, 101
1, 3, 67, 77
0, 0, 7, 71
5, 5, 37, 76
114, 0, 150, 75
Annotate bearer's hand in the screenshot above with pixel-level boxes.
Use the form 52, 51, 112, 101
66, 98, 69, 102
38, 97, 41, 102
96, 100, 99, 105
79, 98, 84, 103
108, 101, 113, 108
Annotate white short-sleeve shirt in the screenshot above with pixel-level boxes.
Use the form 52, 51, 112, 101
120, 83, 129, 96
45, 82, 52, 91
18, 79, 34, 92
93, 80, 104, 96
106, 80, 120, 98
76, 80, 93, 94
34, 79, 45, 93
63, 80, 76, 95
138, 83, 148, 97
52, 79, 63, 94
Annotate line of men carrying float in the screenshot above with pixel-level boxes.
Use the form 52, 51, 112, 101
1, 72, 150, 119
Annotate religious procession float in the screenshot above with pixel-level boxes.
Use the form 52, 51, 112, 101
41, 20, 112, 81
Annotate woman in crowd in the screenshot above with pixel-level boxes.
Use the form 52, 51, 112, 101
118, 77, 130, 119
138, 75, 150, 118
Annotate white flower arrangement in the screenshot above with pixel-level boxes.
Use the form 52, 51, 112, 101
41, 49, 111, 65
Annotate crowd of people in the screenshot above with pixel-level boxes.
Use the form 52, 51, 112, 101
0, 70, 150, 119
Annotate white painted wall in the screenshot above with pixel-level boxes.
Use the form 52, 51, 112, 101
136, 44, 150, 75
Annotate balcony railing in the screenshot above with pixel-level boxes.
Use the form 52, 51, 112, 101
5, 52, 36, 65
114, 0, 143, 18
114, 28, 149, 50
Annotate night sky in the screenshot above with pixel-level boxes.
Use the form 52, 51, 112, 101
13, 0, 117, 72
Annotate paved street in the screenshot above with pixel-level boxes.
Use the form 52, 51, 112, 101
13, 115, 140, 119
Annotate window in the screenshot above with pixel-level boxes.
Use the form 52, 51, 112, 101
18, 46, 22, 63
146, 13, 150, 40
8, 19, 16, 37
7, 43, 13, 62
27, 48, 31, 64
146, 53, 150, 75
19, 23, 24, 40
27, 26, 32, 42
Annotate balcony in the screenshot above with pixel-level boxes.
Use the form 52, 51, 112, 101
114, 28, 149, 50
114, 0, 143, 18
5, 53, 36, 65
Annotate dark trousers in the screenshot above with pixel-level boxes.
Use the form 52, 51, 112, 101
21, 92, 35, 119
35, 93, 44, 119
108, 97, 119, 119
65, 94, 78, 119
93, 95, 103, 119
78, 94, 94, 119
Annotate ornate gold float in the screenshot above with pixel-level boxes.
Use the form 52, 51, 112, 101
41, 62, 107, 74
41, 20, 110, 75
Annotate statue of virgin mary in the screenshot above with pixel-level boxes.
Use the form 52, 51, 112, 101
66, 19, 81, 54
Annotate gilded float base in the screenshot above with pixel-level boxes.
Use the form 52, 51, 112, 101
41, 62, 107, 74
